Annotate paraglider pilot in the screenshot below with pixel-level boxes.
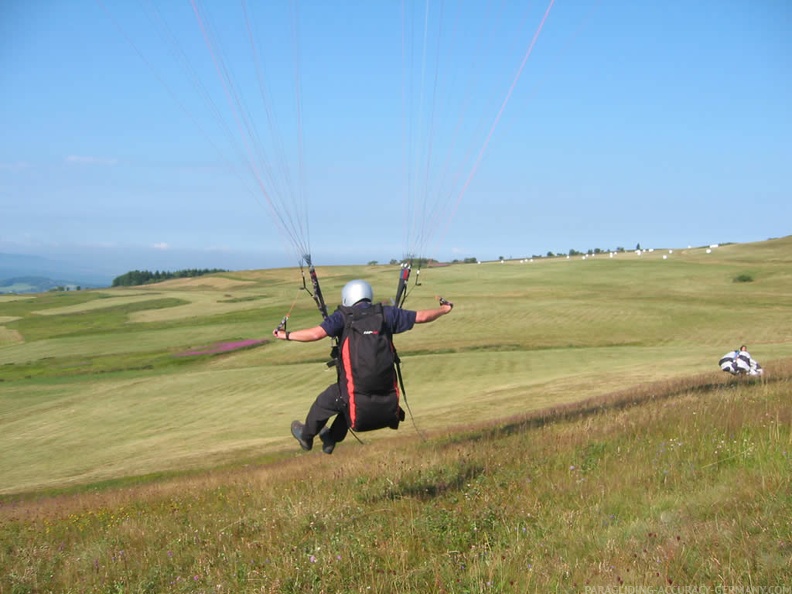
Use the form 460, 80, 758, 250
273, 279, 453, 454
719, 345, 763, 376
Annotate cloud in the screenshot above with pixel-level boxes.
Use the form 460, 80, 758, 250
64, 155, 118, 166
152, 242, 170, 250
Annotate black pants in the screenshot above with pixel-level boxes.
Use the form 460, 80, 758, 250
303, 383, 349, 443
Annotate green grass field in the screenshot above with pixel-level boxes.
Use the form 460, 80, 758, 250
1, 237, 791, 591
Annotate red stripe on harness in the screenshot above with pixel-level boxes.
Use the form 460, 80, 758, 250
342, 338, 356, 428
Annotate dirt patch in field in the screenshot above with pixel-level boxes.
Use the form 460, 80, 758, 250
152, 277, 257, 290
0, 326, 23, 346
33, 294, 167, 316
0, 295, 31, 302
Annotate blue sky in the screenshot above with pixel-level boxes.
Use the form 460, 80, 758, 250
1, 1, 790, 278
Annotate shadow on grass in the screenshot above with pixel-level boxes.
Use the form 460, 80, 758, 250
356, 461, 485, 503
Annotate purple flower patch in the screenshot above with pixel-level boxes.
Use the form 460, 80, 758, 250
176, 338, 267, 357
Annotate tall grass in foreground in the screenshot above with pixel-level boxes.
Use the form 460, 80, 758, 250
1, 362, 790, 593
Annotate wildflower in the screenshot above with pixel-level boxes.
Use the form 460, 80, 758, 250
309, 555, 317, 563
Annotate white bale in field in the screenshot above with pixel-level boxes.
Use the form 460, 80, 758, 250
710, 244, 719, 248
663, 255, 667, 259
706, 248, 712, 254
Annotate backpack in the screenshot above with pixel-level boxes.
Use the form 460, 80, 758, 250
336, 303, 402, 432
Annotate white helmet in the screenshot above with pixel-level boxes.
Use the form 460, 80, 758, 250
342, 279, 373, 306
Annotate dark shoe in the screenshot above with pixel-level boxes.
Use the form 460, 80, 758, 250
291, 420, 312, 451
319, 426, 335, 455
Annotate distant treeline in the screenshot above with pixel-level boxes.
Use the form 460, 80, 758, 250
111, 269, 229, 287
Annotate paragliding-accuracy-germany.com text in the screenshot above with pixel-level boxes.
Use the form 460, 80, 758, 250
584, 586, 791, 594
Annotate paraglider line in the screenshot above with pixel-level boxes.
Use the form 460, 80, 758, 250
441, 0, 556, 246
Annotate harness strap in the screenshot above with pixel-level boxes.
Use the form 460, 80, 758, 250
392, 348, 427, 441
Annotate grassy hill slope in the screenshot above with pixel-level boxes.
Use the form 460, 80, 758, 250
0, 237, 790, 590
1, 237, 791, 494
1, 366, 789, 591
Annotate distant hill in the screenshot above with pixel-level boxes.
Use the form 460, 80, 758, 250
0, 253, 60, 278
0, 276, 90, 294
0, 253, 110, 290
